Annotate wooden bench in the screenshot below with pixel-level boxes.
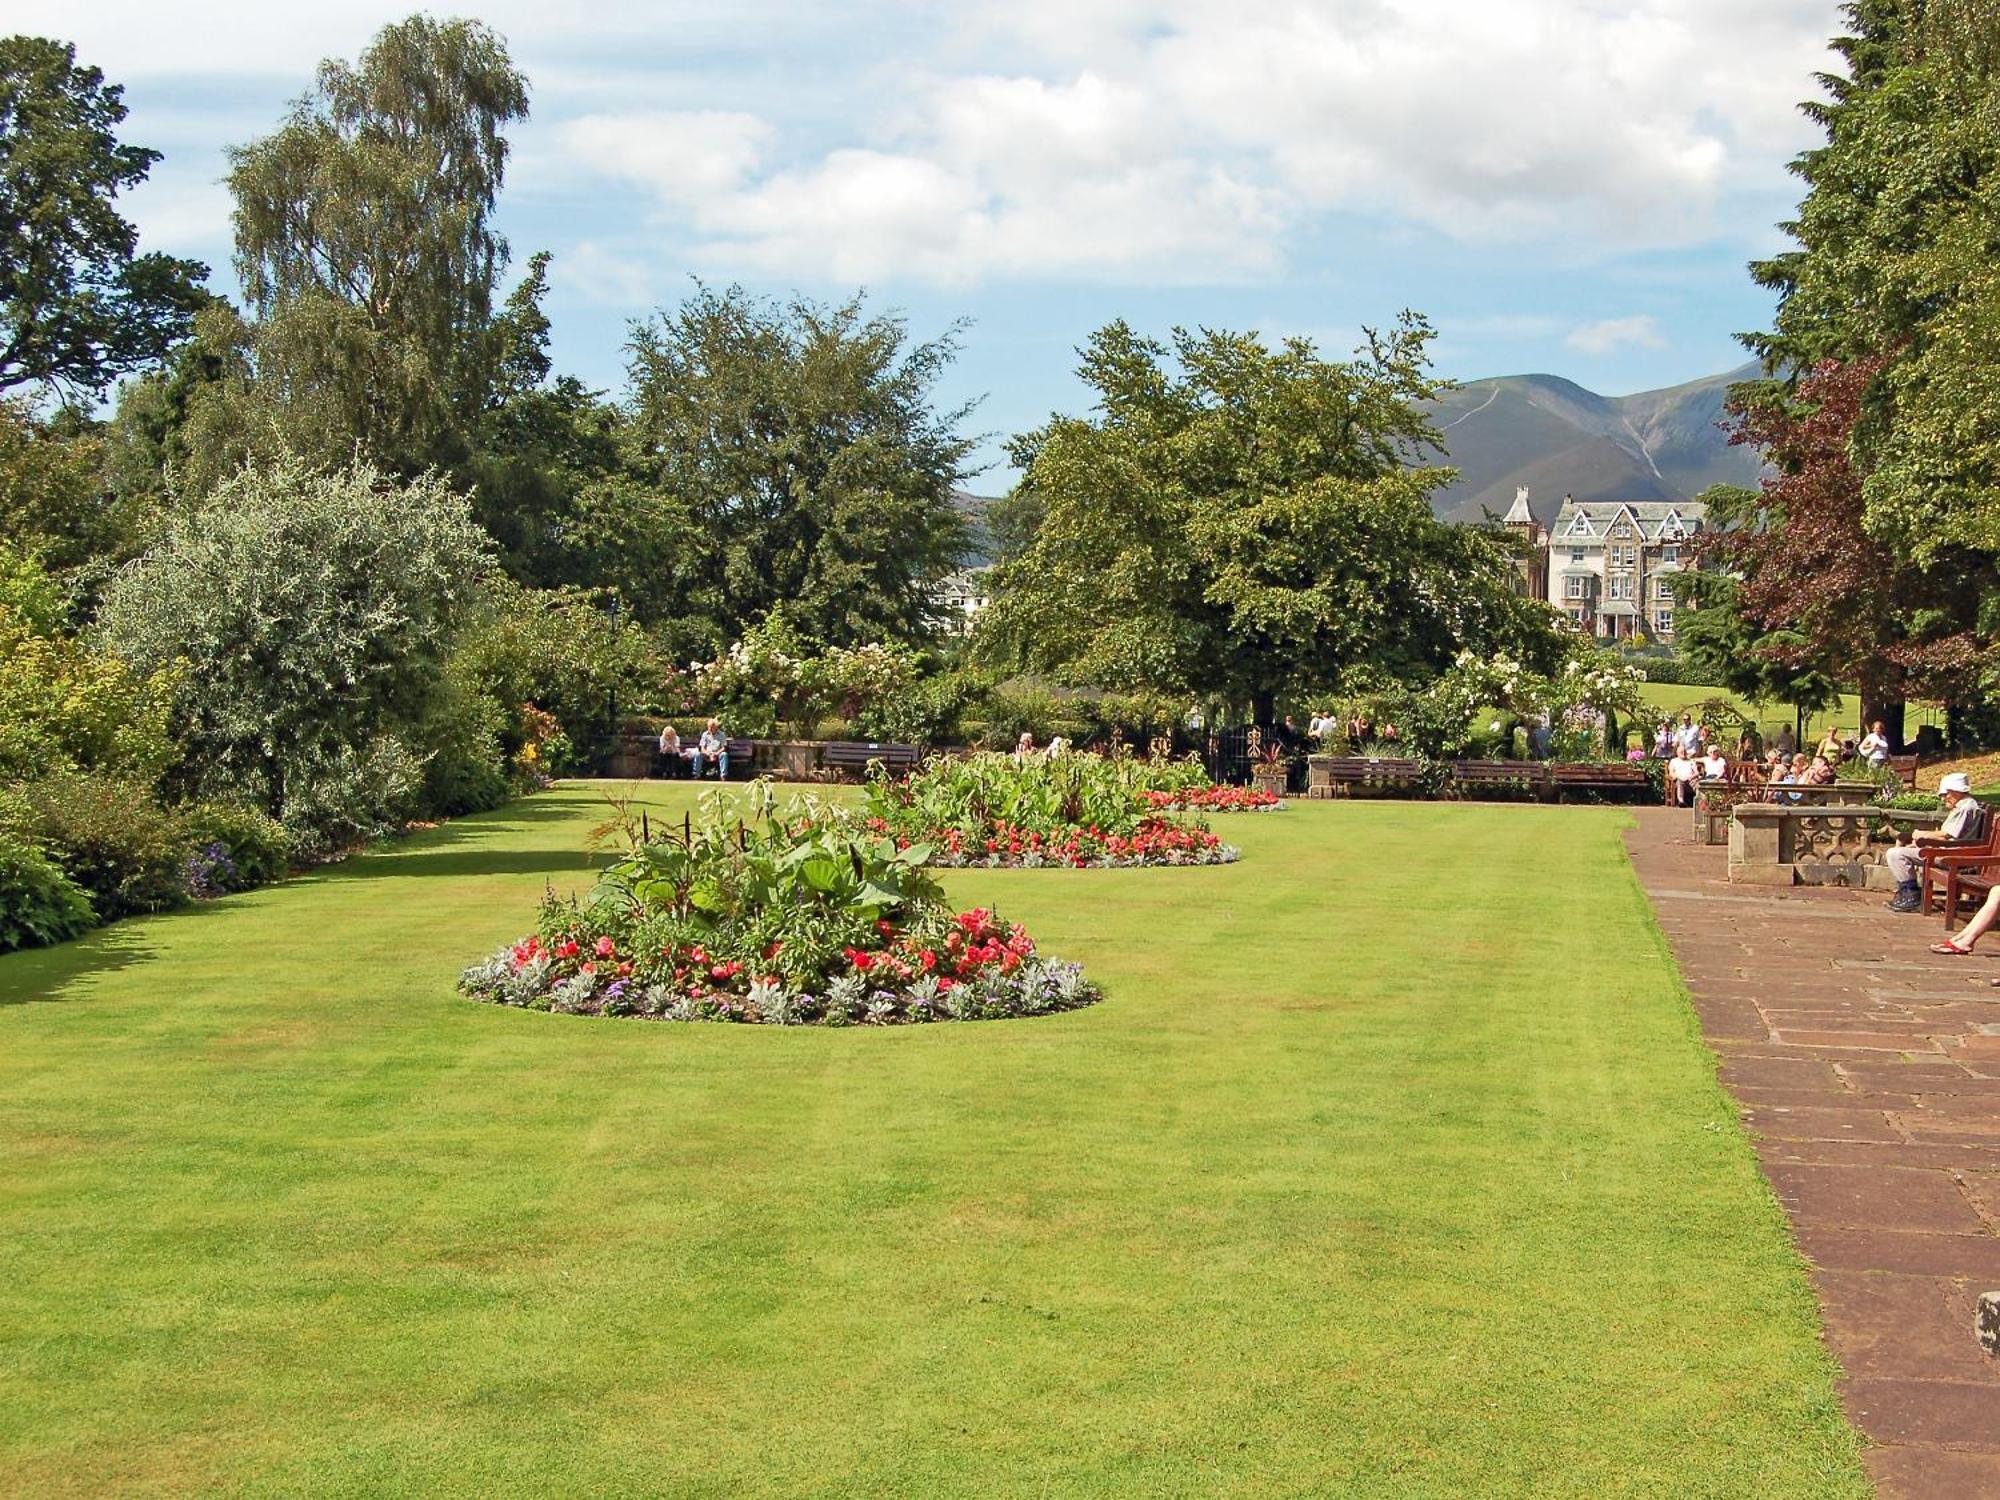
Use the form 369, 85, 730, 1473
1449, 760, 1541, 797
1307, 755, 1420, 798
682, 737, 755, 780
1548, 762, 1652, 801
820, 740, 923, 782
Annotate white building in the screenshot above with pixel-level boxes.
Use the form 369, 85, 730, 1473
934, 569, 992, 635
1544, 496, 1705, 641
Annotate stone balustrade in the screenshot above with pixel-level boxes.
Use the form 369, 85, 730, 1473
1691, 780, 1883, 846
1727, 803, 1945, 888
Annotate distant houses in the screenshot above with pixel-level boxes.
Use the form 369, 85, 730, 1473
1504, 487, 1705, 642
935, 569, 991, 635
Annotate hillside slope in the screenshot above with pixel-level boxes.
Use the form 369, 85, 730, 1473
1425, 362, 1766, 524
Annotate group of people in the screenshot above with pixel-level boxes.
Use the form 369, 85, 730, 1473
1012, 731, 1070, 762
656, 719, 733, 779
1658, 713, 1899, 809
1303, 711, 1402, 748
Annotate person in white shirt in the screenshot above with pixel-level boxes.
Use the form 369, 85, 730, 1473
1667, 751, 1701, 808
691, 718, 730, 779
1700, 749, 1728, 781
1886, 772, 1985, 912
1673, 715, 1702, 757
1859, 721, 1892, 768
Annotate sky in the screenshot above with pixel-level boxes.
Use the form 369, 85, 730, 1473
21, 0, 1847, 486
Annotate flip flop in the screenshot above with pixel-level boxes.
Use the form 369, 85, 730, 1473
1932, 939, 1975, 955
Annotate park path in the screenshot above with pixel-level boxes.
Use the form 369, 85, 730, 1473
1624, 807, 2000, 1498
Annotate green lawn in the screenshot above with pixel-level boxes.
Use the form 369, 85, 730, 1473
0, 786, 1865, 1497
1634, 679, 1943, 740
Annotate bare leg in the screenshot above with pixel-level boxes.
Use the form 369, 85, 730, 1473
1951, 883, 2000, 949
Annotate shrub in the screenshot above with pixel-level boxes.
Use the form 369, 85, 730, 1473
0, 547, 178, 785
95, 458, 493, 853
0, 833, 97, 952
19, 774, 192, 920
414, 665, 514, 818
855, 667, 990, 745
181, 801, 290, 891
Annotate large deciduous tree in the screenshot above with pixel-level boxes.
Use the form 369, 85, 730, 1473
978, 317, 1563, 722
0, 37, 208, 398
611, 283, 974, 651
1733, 0, 2000, 746
148, 14, 531, 488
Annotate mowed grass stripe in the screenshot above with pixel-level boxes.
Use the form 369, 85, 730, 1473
0, 787, 1864, 1497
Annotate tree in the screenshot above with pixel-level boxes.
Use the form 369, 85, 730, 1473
95, 459, 494, 851
217, 15, 529, 474
616, 283, 974, 650
1734, 0, 2000, 746
0, 398, 142, 573
0, 37, 208, 399
978, 317, 1564, 722
1673, 557, 1841, 742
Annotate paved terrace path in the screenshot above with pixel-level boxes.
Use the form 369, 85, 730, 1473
1625, 807, 2000, 1499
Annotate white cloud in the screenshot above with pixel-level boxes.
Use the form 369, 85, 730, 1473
1565, 315, 1669, 355
23, 0, 1848, 286
556, 111, 773, 205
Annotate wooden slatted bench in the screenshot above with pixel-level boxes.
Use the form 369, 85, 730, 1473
1449, 760, 1541, 798
820, 741, 923, 782
1307, 755, 1421, 798
1548, 762, 1652, 802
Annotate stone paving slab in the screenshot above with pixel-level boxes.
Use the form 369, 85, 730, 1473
1625, 807, 2000, 1498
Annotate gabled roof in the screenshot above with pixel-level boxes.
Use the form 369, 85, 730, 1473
1550, 497, 1708, 542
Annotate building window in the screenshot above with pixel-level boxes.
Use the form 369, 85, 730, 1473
1654, 609, 1674, 636
1608, 577, 1632, 600
1570, 547, 1585, 563
1656, 578, 1674, 602
1565, 576, 1588, 599
1661, 545, 1679, 563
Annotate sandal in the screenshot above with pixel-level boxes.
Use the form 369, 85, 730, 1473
1932, 939, 1975, 955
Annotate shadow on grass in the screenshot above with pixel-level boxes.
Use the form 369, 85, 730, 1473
0, 899, 233, 1007
308, 848, 608, 882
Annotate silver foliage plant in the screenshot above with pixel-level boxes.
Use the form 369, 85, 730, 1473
458, 946, 1102, 1028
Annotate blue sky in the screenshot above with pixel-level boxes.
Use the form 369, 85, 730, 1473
23, 0, 1844, 486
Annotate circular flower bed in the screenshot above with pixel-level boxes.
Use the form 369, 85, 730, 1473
1140, 786, 1284, 813
460, 793, 1102, 1025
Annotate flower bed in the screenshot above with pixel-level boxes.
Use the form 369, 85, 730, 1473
460, 791, 1102, 1025
1140, 786, 1283, 813
860, 752, 1239, 868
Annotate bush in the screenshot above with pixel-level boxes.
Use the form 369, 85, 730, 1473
414, 665, 514, 819
0, 833, 97, 952
19, 774, 192, 920
855, 668, 990, 745
970, 681, 1096, 750
0, 546, 178, 785
181, 801, 290, 892
95, 458, 492, 854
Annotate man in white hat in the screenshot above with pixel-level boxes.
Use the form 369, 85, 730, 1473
1885, 771, 1986, 912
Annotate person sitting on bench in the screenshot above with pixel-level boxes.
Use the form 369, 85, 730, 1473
657, 723, 692, 778
691, 718, 730, 780
1887, 772, 1985, 913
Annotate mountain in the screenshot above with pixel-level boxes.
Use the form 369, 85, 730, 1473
1423, 362, 1766, 526
951, 488, 998, 567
